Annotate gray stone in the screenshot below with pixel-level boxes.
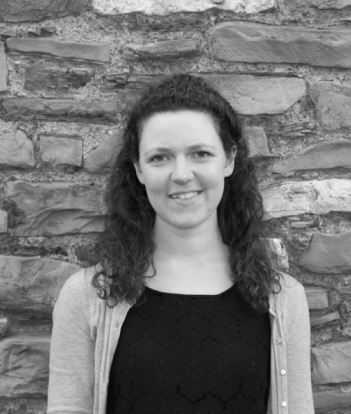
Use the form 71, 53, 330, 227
0, 0, 90, 23
314, 391, 351, 413
5, 181, 106, 236
84, 131, 122, 173
312, 341, 351, 384
243, 126, 272, 158
203, 74, 306, 115
311, 82, 351, 130
7, 38, 110, 63
0, 255, 80, 312
293, 0, 351, 9
261, 238, 289, 272
0, 98, 118, 123
0, 317, 9, 337
126, 39, 200, 59
305, 287, 329, 310
40, 135, 83, 166
0, 336, 49, 397
273, 140, 351, 174
0, 130, 35, 168
311, 311, 340, 328
25, 64, 95, 92
211, 22, 351, 69
0, 209, 8, 233
0, 42, 6, 91
92, 0, 275, 15
261, 179, 351, 220
299, 231, 351, 274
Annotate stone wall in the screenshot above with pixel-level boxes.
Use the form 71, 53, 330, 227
0, 0, 351, 412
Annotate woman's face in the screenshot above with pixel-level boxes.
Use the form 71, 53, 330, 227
134, 110, 235, 231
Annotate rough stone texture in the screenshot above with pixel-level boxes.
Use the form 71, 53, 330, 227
261, 238, 289, 272
311, 82, 351, 130
5, 181, 106, 236
261, 179, 351, 220
311, 311, 340, 328
7, 38, 111, 63
24, 64, 95, 92
292, 0, 351, 9
0, 255, 80, 312
273, 140, 351, 174
203, 74, 306, 115
0, 336, 49, 397
0, 130, 35, 168
92, 0, 275, 15
84, 131, 122, 173
0, 209, 8, 233
0, 98, 119, 123
0, 317, 9, 337
211, 22, 351, 69
40, 135, 83, 167
305, 287, 329, 310
0, 42, 6, 92
299, 231, 351, 274
314, 390, 351, 413
243, 126, 272, 158
126, 39, 200, 59
312, 341, 351, 384
0, 0, 90, 23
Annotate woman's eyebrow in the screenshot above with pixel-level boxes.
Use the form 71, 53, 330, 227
144, 144, 216, 155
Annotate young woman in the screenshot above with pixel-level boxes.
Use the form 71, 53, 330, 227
47, 74, 314, 414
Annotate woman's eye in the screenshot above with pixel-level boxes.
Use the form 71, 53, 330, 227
149, 154, 169, 163
193, 151, 211, 159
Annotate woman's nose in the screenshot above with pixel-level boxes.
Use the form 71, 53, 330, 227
171, 157, 194, 183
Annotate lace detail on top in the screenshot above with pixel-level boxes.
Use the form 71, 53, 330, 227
107, 283, 271, 414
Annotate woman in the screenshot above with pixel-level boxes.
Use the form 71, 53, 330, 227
47, 74, 314, 414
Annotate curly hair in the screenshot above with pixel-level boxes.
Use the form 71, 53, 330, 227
93, 73, 279, 313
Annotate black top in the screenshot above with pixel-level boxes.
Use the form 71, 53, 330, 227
107, 283, 271, 414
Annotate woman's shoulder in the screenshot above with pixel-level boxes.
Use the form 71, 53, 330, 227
275, 271, 308, 306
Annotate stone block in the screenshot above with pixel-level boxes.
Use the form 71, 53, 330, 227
7, 38, 110, 63
84, 131, 122, 173
0, 336, 49, 397
0, 98, 118, 123
0, 209, 8, 233
0, 317, 9, 337
292, 0, 351, 9
0, 130, 35, 168
92, 0, 275, 15
0, 255, 80, 312
299, 231, 351, 274
211, 22, 351, 69
25, 64, 95, 92
5, 181, 106, 236
0, 42, 6, 91
312, 341, 351, 384
40, 135, 83, 166
311, 311, 340, 328
314, 390, 351, 413
310, 82, 351, 130
243, 126, 272, 158
305, 287, 329, 310
126, 39, 200, 59
0, 0, 90, 23
203, 74, 306, 115
261, 179, 351, 220
261, 238, 289, 272
273, 140, 351, 175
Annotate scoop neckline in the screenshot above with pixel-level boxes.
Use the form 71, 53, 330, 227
144, 283, 236, 298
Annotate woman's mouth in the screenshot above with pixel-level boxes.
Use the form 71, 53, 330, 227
169, 191, 202, 200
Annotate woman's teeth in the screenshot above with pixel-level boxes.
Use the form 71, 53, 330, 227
170, 191, 200, 200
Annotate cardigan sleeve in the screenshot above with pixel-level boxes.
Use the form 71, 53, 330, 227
286, 281, 315, 414
47, 269, 95, 414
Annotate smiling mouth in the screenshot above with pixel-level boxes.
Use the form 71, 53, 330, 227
169, 191, 202, 200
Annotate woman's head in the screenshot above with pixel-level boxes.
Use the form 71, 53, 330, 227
95, 73, 277, 311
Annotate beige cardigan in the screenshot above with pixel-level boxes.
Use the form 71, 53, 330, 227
47, 267, 314, 414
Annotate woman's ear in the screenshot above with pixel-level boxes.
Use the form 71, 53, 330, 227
224, 146, 237, 177
133, 162, 145, 184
